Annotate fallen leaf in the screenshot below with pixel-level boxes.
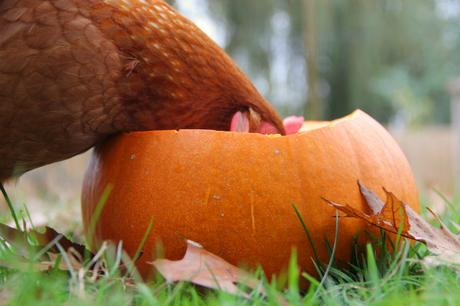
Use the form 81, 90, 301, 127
358, 182, 384, 213
325, 182, 416, 238
36, 226, 88, 256
0, 222, 94, 273
0, 223, 89, 257
325, 181, 460, 268
45, 248, 85, 271
0, 249, 83, 273
151, 240, 264, 298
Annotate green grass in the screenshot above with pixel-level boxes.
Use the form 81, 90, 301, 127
0, 188, 459, 306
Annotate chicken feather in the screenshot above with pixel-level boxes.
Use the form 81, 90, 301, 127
0, 0, 285, 179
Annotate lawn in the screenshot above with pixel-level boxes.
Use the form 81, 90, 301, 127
0, 187, 459, 306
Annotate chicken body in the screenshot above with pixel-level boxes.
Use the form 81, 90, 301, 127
0, 0, 284, 179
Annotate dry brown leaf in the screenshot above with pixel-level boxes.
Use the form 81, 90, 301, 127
0, 223, 89, 256
0, 222, 94, 273
36, 226, 88, 256
151, 240, 264, 298
45, 248, 85, 272
0, 256, 43, 272
0, 250, 80, 273
325, 181, 460, 267
325, 182, 417, 238
358, 182, 384, 213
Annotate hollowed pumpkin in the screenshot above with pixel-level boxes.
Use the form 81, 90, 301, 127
81, 110, 419, 278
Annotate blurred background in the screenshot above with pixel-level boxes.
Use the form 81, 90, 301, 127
4, 0, 460, 227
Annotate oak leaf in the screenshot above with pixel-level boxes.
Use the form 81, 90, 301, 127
325, 181, 460, 268
151, 240, 264, 298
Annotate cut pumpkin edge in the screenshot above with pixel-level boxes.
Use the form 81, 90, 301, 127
125, 109, 368, 138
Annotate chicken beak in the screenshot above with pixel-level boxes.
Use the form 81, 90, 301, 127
230, 111, 250, 132
230, 109, 283, 134
230, 110, 304, 135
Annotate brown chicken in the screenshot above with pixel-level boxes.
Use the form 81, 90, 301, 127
0, 0, 285, 179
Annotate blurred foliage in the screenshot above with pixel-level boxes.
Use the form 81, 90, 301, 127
199, 0, 460, 125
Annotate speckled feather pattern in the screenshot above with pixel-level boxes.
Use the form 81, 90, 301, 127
0, 0, 284, 178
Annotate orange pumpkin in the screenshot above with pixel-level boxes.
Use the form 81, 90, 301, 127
81, 110, 419, 278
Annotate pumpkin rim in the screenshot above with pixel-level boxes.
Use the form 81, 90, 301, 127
120, 109, 365, 139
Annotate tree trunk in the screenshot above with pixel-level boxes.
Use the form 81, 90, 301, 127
302, 0, 322, 119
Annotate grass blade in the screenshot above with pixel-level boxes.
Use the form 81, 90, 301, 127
86, 185, 112, 250
292, 204, 321, 269
0, 184, 20, 230
132, 219, 154, 263
313, 210, 340, 300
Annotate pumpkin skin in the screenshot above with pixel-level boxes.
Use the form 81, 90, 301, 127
81, 110, 419, 278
